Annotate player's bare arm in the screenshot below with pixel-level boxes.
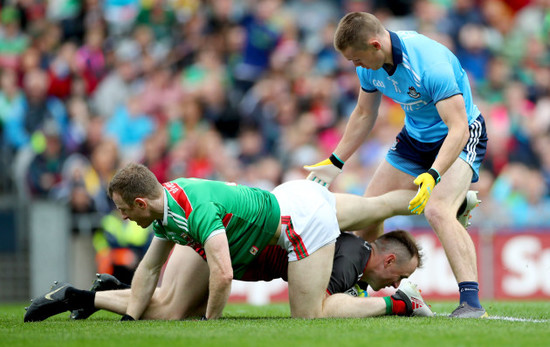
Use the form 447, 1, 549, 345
432, 94, 470, 176
125, 238, 174, 320
203, 232, 233, 320
304, 89, 383, 187
333, 89, 382, 161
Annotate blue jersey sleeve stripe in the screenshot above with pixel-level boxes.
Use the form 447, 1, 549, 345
361, 87, 378, 93
433, 92, 463, 105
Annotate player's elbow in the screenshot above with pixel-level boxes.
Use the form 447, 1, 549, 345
212, 267, 233, 285
219, 271, 234, 285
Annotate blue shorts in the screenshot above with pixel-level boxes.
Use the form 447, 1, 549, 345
385, 115, 487, 182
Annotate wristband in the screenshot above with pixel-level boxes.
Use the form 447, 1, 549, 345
120, 314, 135, 321
427, 168, 441, 184
329, 153, 345, 169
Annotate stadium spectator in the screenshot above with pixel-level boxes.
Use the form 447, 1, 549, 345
33, 21, 63, 70
0, 68, 23, 136
0, 6, 29, 70
305, 12, 488, 318
81, 139, 119, 214
134, 0, 177, 45
81, 0, 106, 34
4, 68, 68, 150
63, 97, 93, 153
139, 129, 170, 184
489, 162, 550, 227
73, 26, 107, 95
46, 0, 84, 42
104, 94, 156, 161
138, 65, 183, 122
91, 42, 139, 119
26, 120, 67, 197
102, 0, 140, 37
442, 0, 485, 51
476, 56, 511, 105
456, 23, 492, 84
232, 0, 282, 94
47, 42, 78, 100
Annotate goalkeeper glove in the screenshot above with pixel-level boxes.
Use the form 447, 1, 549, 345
304, 153, 344, 187
408, 168, 441, 215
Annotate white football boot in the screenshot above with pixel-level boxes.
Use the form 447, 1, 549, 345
392, 279, 434, 317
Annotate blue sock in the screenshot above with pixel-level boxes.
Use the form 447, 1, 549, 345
458, 281, 482, 308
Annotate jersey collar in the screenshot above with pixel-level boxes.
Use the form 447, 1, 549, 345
382, 31, 403, 76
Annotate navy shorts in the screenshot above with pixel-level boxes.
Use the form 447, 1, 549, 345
385, 115, 488, 182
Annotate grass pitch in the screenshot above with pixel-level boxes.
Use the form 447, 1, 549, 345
1, 301, 549, 347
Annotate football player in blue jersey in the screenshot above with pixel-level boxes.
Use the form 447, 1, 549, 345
305, 12, 488, 318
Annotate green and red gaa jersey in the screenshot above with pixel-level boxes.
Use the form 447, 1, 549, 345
153, 178, 281, 278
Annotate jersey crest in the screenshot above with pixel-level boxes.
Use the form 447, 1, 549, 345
407, 86, 421, 99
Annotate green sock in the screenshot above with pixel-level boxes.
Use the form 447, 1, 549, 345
383, 296, 393, 315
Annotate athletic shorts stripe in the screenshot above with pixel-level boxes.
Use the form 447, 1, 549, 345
282, 216, 309, 260
465, 118, 481, 165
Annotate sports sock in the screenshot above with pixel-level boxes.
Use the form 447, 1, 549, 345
456, 197, 467, 217
458, 281, 482, 308
66, 287, 96, 311
384, 296, 407, 315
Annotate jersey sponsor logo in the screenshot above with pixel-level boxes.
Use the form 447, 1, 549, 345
250, 246, 258, 255
407, 86, 421, 99
163, 182, 193, 217
372, 79, 385, 88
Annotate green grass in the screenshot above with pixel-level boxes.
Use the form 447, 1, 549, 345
1, 301, 550, 347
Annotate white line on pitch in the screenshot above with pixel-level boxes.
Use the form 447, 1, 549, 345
487, 316, 549, 323
436, 313, 548, 323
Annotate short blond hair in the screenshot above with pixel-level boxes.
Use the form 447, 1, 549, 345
334, 12, 385, 52
108, 162, 163, 205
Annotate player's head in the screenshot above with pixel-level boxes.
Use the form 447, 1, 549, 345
368, 230, 422, 290
108, 162, 163, 227
334, 12, 386, 70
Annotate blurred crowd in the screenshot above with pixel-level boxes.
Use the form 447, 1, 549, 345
1, 0, 549, 235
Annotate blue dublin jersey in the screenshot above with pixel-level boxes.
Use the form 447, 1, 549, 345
357, 31, 480, 143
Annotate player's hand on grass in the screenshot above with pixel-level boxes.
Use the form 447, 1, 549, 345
408, 168, 440, 215
304, 154, 344, 187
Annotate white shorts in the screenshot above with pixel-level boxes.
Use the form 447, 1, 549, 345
272, 180, 340, 262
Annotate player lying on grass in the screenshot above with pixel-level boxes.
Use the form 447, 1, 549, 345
25, 163, 432, 322
27, 229, 428, 321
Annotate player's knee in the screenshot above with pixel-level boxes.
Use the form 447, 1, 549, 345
423, 202, 451, 226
